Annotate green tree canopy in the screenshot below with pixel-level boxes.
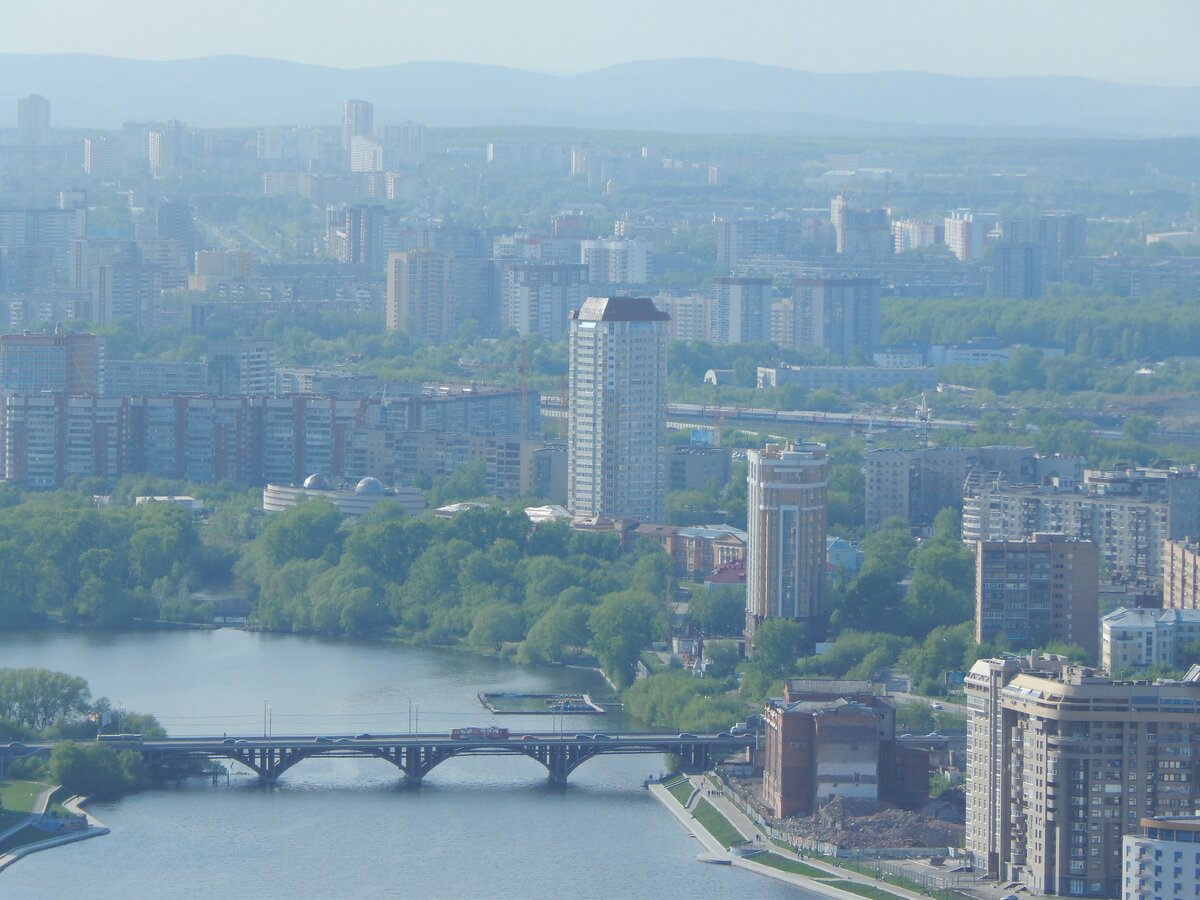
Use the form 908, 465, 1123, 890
0, 668, 91, 730
588, 590, 660, 687
750, 619, 808, 678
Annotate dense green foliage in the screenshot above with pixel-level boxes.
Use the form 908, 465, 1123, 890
0, 667, 164, 797
0, 667, 163, 740
235, 503, 671, 683
625, 670, 751, 732
0, 494, 208, 628
685, 587, 745, 636
0, 669, 91, 731
829, 513, 973, 640
884, 293, 1200, 367
47, 742, 146, 799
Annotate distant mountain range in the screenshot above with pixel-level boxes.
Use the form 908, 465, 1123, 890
1, 54, 1197, 137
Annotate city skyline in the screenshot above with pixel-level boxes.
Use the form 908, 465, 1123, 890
3, 0, 1200, 86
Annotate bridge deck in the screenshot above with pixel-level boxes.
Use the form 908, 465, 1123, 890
2, 732, 752, 786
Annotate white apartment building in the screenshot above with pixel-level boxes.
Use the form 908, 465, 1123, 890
1123, 817, 1200, 900
1101, 606, 1200, 673
710, 276, 772, 344
579, 238, 652, 285
567, 296, 668, 523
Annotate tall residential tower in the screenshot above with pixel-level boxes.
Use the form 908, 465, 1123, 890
566, 296, 668, 523
745, 442, 828, 638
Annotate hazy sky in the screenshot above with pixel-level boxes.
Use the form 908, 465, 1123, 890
5, 0, 1200, 85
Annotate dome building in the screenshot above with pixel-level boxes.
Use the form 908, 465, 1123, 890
263, 475, 426, 518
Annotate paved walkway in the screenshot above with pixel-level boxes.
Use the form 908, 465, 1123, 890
680, 775, 932, 900
31, 785, 55, 815
0, 789, 109, 873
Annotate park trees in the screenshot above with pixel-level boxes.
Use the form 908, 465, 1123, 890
686, 586, 745, 636
588, 590, 660, 687
519, 600, 591, 664
0, 668, 91, 730
256, 498, 344, 568
47, 742, 143, 799
748, 619, 807, 679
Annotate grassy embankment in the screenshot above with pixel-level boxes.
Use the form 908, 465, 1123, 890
0, 780, 45, 819
666, 778, 694, 806
823, 881, 906, 899
665, 778, 910, 898
687, 791, 909, 898
0, 780, 76, 855
754, 853, 831, 878
690, 798, 745, 849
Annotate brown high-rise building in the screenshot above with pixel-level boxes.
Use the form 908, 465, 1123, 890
966, 657, 1200, 898
975, 533, 1100, 661
762, 680, 927, 818
0, 329, 103, 396
386, 250, 454, 341
1164, 538, 1200, 610
745, 442, 828, 638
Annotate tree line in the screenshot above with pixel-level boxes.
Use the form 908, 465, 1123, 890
0, 667, 164, 799
237, 502, 672, 687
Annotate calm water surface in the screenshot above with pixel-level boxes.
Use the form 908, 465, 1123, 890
0, 629, 809, 899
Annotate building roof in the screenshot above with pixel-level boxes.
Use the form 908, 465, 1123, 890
705, 559, 746, 584
524, 504, 571, 524
1103, 606, 1200, 627
569, 296, 670, 323
678, 524, 747, 542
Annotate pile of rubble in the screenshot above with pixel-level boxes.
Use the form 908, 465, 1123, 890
784, 790, 966, 850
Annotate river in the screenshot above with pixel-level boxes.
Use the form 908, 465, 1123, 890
0, 629, 810, 899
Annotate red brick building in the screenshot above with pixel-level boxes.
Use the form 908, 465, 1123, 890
762, 681, 928, 818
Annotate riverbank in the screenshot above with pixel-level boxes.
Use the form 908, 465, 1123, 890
0, 787, 109, 873
650, 774, 926, 900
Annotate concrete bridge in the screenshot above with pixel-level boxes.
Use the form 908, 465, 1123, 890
2, 732, 751, 786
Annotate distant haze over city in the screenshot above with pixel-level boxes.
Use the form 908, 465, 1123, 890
2, 55, 1200, 136
4, 0, 1199, 86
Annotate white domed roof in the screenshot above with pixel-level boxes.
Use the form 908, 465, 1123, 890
303, 473, 331, 490
355, 476, 386, 496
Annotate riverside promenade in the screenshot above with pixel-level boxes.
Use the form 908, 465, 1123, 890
650, 774, 929, 900
0, 787, 109, 872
